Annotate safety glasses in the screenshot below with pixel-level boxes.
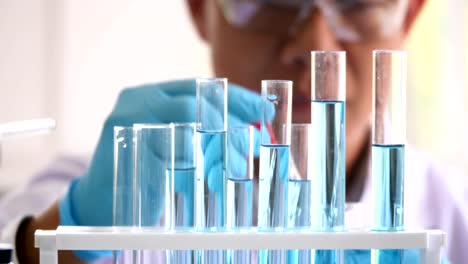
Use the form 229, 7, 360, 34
218, 0, 409, 42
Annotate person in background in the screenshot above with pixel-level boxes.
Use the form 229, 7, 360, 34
1, 0, 466, 263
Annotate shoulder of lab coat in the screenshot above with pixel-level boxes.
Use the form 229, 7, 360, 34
0, 154, 89, 263
0, 155, 89, 231
355, 145, 468, 264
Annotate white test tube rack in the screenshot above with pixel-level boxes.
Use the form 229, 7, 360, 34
35, 226, 445, 264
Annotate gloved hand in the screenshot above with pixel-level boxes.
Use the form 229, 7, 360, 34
59, 79, 264, 261
203, 96, 276, 193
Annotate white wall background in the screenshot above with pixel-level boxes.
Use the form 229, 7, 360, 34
0, 0, 52, 192
0, 0, 211, 193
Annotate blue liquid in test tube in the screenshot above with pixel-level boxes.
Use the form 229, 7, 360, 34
311, 100, 346, 230
196, 130, 226, 263
259, 145, 290, 231
227, 178, 253, 262
174, 168, 196, 263
195, 78, 228, 264
196, 130, 226, 232
226, 126, 255, 264
310, 51, 346, 264
287, 123, 313, 264
311, 100, 345, 264
371, 144, 405, 263
173, 122, 197, 264
259, 144, 290, 264
175, 168, 196, 226
258, 80, 292, 264
287, 179, 312, 264
371, 50, 407, 263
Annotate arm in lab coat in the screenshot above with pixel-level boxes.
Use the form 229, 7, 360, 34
0, 155, 89, 263
425, 161, 468, 264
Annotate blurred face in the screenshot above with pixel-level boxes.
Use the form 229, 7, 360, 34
188, 0, 423, 169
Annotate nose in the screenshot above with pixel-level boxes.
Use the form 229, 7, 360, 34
280, 8, 342, 97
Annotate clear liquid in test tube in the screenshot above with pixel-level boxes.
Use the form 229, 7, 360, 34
173, 123, 197, 264
371, 50, 407, 263
287, 124, 312, 264
195, 78, 227, 264
258, 80, 292, 264
226, 126, 255, 264
310, 51, 346, 264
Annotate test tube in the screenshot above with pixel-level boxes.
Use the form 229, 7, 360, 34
371, 50, 407, 263
258, 80, 292, 264
173, 123, 197, 264
133, 124, 174, 264
226, 126, 254, 264
287, 124, 313, 264
113, 126, 134, 264
195, 78, 227, 264
310, 51, 346, 264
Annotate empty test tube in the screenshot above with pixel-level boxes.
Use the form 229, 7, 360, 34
133, 124, 175, 264
113, 126, 134, 264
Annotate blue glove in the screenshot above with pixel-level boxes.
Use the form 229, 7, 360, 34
59, 79, 263, 261
203, 93, 276, 192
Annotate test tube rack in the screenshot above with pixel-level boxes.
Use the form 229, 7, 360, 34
35, 226, 445, 264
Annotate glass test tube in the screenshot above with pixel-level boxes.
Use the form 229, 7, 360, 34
258, 80, 292, 264
287, 124, 313, 264
371, 50, 407, 263
133, 124, 174, 264
310, 51, 346, 264
195, 78, 227, 264
226, 126, 255, 264
173, 123, 197, 264
113, 126, 135, 264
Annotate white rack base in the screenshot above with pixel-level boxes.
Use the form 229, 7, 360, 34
35, 226, 446, 264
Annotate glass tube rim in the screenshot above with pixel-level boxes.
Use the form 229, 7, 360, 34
311, 50, 346, 55
171, 122, 198, 129
196, 77, 228, 84
261, 79, 293, 85
196, 77, 228, 131
373, 49, 406, 55
291, 123, 312, 129
133, 123, 174, 130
